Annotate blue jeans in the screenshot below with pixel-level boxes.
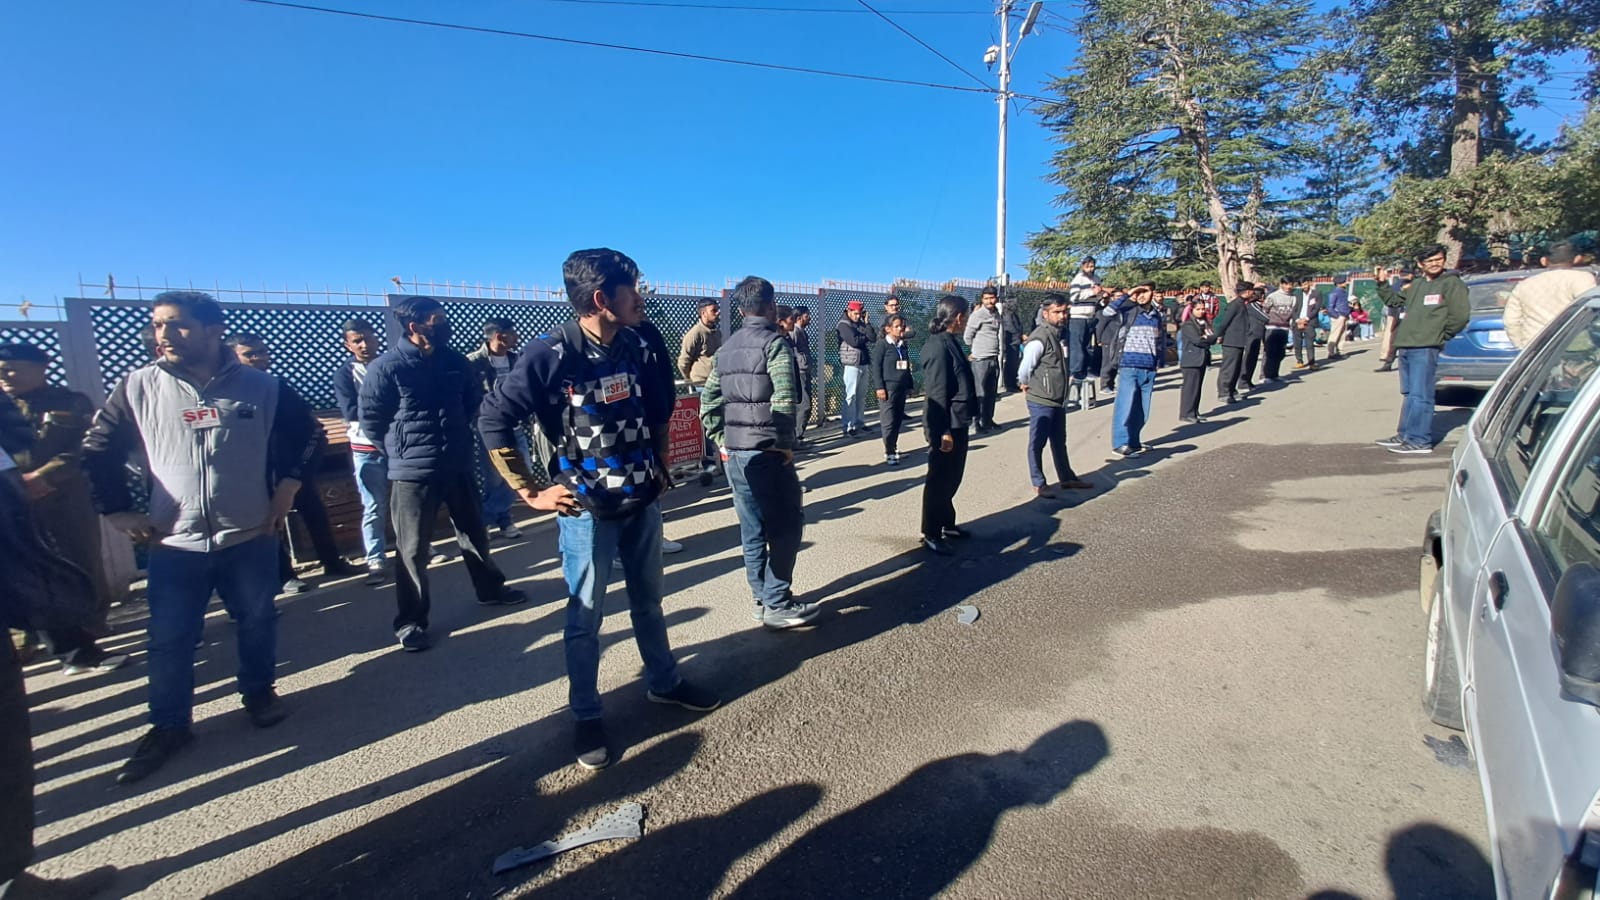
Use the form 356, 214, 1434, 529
1068, 319, 1095, 380
725, 449, 805, 608
557, 502, 680, 720
1111, 367, 1156, 450
1397, 347, 1440, 447
352, 449, 389, 568
841, 365, 864, 431
146, 536, 279, 728
478, 433, 529, 529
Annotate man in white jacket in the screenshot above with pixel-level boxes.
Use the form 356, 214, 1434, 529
1503, 241, 1596, 349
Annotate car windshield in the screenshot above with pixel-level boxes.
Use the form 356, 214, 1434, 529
1468, 277, 1522, 312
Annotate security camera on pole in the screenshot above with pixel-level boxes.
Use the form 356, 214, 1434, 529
989, 0, 1042, 287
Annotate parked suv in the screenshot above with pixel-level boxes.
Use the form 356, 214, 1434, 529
1419, 287, 1600, 898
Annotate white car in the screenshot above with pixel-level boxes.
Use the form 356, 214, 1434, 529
1420, 286, 1600, 898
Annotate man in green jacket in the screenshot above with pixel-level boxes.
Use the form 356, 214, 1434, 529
1372, 245, 1472, 454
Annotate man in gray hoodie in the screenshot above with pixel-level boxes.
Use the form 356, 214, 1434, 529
83, 291, 321, 785
964, 286, 1004, 433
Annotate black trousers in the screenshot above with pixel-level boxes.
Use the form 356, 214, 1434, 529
389, 473, 507, 633
1180, 367, 1206, 419
1263, 329, 1290, 380
1217, 347, 1244, 399
278, 477, 344, 581
880, 385, 910, 455
970, 358, 1000, 428
0, 645, 32, 884
1002, 344, 1022, 392
1243, 338, 1262, 384
921, 428, 970, 539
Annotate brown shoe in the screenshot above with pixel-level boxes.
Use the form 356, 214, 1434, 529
1058, 478, 1094, 490
1034, 484, 1059, 499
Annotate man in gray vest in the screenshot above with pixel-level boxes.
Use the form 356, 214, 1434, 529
1017, 294, 1093, 499
700, 276, 817, 630
83, 291, 321, 784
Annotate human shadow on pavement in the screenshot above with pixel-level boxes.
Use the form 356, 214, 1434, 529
726, 720, 1109, 899
31, 599, 708, 858
201, 496, 1088, 899
1305, 821, 1494, 900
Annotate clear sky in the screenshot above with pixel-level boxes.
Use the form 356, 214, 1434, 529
2, 0, 1589, 312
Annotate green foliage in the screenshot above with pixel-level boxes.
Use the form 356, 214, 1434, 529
1352, 151, 1565, 260
1027, 0, 1325, 282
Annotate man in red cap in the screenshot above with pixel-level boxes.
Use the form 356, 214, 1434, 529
836, 301, 876, 437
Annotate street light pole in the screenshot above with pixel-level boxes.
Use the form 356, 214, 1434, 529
995, 0, 1012, 286
994, 1, 1042, 287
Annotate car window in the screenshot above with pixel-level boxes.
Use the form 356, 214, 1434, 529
1534, 416, 1600, 588
1468, 278, 1521, 313
1490, 309, 1600, 504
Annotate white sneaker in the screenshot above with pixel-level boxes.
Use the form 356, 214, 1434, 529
661, 538, 685, 554
498, 523, 523, 540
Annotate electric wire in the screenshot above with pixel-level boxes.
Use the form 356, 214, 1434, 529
531, 0, 991, 13
240, 0, 1000, 95
854, 0, 990, 87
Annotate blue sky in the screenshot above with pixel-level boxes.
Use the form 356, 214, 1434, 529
1, 0, 1589, 312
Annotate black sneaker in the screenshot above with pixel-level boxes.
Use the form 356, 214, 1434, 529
117, 726, 193, 785
397, 624, 430, 652
647, 680, 722, 711
574, 719, 610, 770
761, 601, 821, 630
364, 564, 388, 586
322, 559, 358, 578
62, 646, 129, 676
921, 537, 954, 556
1388, 442, 1432, 455
242, 689, 289, 728
942, 526, 969, 540
1374, 435, 1405, 448
479, 588, 528, 607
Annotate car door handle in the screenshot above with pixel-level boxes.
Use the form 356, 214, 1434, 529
1489, 571, 1509, 611
1455, 469, 1469, 488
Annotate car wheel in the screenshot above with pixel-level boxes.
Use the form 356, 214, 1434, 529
1422, 578, 1465, 731
1420, 551, 1439, 616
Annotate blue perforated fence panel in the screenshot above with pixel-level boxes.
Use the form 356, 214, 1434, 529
0, 323, 68, 385
818, 288, 891, 421
84, 301, 387, 409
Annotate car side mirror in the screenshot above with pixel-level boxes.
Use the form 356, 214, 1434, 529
1552, 562, 1600, 707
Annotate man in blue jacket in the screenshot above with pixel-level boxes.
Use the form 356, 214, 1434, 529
1107, 284, 1167, 457
359, 297, 525, 654
332, 318, 389, 583
1324, 274, 1351, 360
479, 249, 720, 771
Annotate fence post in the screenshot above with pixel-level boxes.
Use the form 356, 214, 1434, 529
62, 297, 109, 405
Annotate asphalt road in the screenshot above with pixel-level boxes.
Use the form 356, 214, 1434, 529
24, 345, 1495, 899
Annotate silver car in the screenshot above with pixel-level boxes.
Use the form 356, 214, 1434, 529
1420, 288, 1600, 898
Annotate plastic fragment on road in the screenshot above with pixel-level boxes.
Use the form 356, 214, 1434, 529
491, 801, 645, 875
955, 605, 980, 625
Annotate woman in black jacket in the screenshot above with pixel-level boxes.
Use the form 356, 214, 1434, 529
1178, 299, 1218, 423
919, 295, 975, 555
869, 313, 914, 465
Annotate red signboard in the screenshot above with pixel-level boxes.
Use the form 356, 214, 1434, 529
666, 396, 704, 470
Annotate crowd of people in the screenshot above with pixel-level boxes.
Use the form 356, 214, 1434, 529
1, 238, 1582, 895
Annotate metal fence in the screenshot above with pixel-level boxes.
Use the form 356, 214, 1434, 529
1, 274, 1061, 426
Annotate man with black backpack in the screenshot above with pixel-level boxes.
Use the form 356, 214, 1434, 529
479, 248, 720, 771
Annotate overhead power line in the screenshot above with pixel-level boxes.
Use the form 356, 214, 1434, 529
533, 0, 991, 13
240, 0, 997, 95
853, 0, 991, 88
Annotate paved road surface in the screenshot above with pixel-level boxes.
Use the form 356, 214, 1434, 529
24, 347, 1494, 898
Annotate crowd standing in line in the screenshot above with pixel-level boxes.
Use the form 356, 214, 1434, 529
2, 239, 1596, 891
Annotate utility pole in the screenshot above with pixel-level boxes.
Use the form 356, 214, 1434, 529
995, 0, 1012, 287
993, 1, 1042, 288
